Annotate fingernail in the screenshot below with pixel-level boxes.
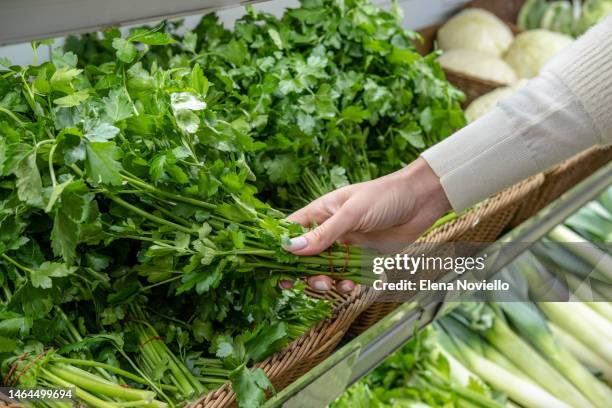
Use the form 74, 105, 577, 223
312, 280, 331, 291
338, 281, 355, 293
279, 280, 293, 289
284, 236, 307, 251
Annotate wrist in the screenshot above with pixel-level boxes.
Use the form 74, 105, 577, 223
396, 157, 452, 219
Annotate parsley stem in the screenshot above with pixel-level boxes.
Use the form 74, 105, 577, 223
140, 275, 183, 291
48, 142, 58, 186
106, 194, 195, 235
0, 106, 25, 126
1, 253, 34, 274
121, 173, 216, 210
41, 368, 119, 408
51, 358, 156, 389
145, 201, 193, 227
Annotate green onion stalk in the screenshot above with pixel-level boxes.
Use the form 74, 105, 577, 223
499, 302, 612, 408
452, 304, 595, 408
548, 225, 612, 283
537, 302, 612, 365
549, 322, 612, 384
434, 319, 573, 408
5, 351, 168, 408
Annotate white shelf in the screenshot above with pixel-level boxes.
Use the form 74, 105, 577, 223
0, 0, 262, 46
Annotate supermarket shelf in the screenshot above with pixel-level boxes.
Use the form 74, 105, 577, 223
264, 161, 612, 407
0, 0, 261, 46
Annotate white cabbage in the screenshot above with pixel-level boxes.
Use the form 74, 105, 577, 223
438, 9, 514, 56
465, 80, 529, 122
503, 29, 573, 78
438, 49, 518, 84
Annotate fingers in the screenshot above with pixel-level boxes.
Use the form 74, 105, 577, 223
336, 280, 356, 294
279, 279, 294, 289
307, 276, 356, 294
286, 196, 331, 227
285, 208, 356, 255
286, 186, 352, 227
307, 276, 333, 291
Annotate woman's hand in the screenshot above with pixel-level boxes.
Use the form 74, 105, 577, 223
282, 157, 452, 293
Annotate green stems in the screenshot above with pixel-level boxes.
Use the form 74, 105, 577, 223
50, 357, 161, 389
106, 195, 195, 235
121, 174, 216, 210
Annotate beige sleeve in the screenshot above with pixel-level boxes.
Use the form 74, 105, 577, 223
421, 16, 612, 212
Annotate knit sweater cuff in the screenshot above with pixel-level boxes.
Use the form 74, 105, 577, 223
422, 72, 599, 212
421, 108, 538, 212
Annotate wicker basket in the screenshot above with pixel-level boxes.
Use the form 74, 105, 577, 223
348, 173, 544, 335
189, 286, 377, 408
463, 0, 525, 23
512, 146, 612, 227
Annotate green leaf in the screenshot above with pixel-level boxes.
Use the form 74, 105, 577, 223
51, 209, 79, 264
50, 67, 82, 93
268, 28, 284, 49
191, 64, 209, 96
174, 109, 200, 134
183, 31, 198, 53
171, 92, 206, 111
129, 26, 175, 45
31, 261, 77, 289
245, 322, 288, 361
54, 90, 90, 108
0, 335, 17, 352
216, 341, 235, 359
230, 365, 273, 408
341, 105, 370, 123
263, 155, 301, 184
85, 142, 123, 185
112, 38, 138, 63
330, 166, 349, 189
103, 88, 134, 122
15, 152, 44, 208
45, 176, 74, 213
398, 123, 425, 149
85, 123, 120, 142
0, 315, 31, 337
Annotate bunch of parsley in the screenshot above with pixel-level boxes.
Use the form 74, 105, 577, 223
0, 1, 464, 407
66, 0, 465, 208
0, 24, 365, 408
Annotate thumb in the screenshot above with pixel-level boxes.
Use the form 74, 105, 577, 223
284, 209, 354, 255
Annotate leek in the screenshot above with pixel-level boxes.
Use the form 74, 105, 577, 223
538, 302, 612, 364
452, 304, 595, 407
549, 322, 612, 384
500, 302, 612, 408
435, 320, 572, 408
548, 225, 612, 283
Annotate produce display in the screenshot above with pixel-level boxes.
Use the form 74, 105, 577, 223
437, 9, 514, 57
518, 0, 612, 36
438, 49, 518, 84
1, 1, 610, 407
335, 187, 612, 408
0, 1, 465, 407
436, 8, 573, 83
503, 29, 573, 78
